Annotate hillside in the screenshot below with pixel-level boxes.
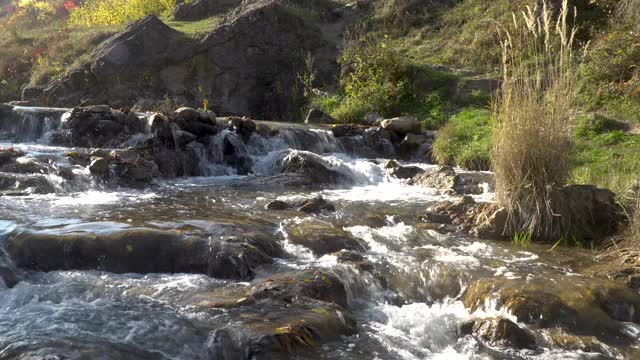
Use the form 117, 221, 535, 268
2, 0, 637, 191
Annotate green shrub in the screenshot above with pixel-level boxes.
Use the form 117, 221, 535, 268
329, 41, 410, 123
432, 107, 492, 171
69, 0, 175, 26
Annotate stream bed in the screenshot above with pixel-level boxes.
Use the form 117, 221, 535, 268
0, 107, 638, 360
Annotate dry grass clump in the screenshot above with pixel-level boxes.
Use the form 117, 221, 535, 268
493, 0, 578, 241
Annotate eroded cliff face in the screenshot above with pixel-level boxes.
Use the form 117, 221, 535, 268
31, 0, 343, 120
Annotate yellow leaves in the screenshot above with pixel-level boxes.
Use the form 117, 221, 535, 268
68, 0, 177, 27
274, 320, 317, 350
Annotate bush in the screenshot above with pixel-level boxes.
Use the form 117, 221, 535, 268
493, 0, 578, 241
328, 40, 410, 123
68, 0, 175, 26
432, 107, 492, 170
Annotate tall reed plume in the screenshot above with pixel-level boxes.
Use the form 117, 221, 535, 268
493, 0, 578, 241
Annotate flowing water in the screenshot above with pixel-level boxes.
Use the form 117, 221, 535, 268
0, 108, 637, 359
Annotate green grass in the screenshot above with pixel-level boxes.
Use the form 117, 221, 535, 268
432, 107, 492, 171
570, 115, 640, 195
165, 16, 221, 38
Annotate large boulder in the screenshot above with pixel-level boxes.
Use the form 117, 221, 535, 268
42, 16, 193, 108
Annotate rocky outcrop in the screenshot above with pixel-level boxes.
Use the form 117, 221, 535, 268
35, 0, 337, 120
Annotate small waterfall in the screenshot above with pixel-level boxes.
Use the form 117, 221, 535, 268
0, 107, 67, 143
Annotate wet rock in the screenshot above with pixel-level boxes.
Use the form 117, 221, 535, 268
114, 158, 159, 186
110, 148, 139, 163
305, 108, 335, 124
380, 116, 421, 135
209, 241, 273, 280
411, 166, 495, 195
174, 109, 218, 137
388, 165, 424, 179
0, 248, 19, 288
250, 271, 349, 308
460, 318, 536, 349
0, 173, 56, 195
398, 133, 432, 161
362, 127, 397, 157
286, 218, 367, 256
266, 200, 291, 210
331, 124, 364, 138
6, 229, 274, 280
0, 148, 24, 166
297, 196, 336, 214
65, 151, 90, 167
422, 198, 505, 237
334, 250, 373, 271
229, 117, 257, 139
276, 150, 357, 186
0, 157, 50, 174
89, 157, 110, 177
462, 277, 640, 345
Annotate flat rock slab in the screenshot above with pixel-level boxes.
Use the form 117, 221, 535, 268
7, 228, 276, 280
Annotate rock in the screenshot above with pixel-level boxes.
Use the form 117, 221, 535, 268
89, 157, 110, 176
305, 108, 336, 124
6, 229, 274, 280
0, 149, 23, 166
297, 196, 336, 214
208, 241, 273, 280
462, 277, 640, 344
411, 166, 495, 195
0, 247, 19, 288
114, 158, 159, 186
331, 124, 364, 138
398, 133, 432, 161
460, 318, 536, 349
362, 112, 383, 126
362, 127, 397, 157
266, 200, 291, 210
556, 185, 624, 242
276, 150, 357, 186
110, 149, 139, 163
228, 117, 257, 138
380, 116, 421, 135
0, 173, 56, 195
286, 218, 367, 256
389, 165, 424, 179
250, 271, 349, 308
175, 107, 201, 122
334, 250, 373, 271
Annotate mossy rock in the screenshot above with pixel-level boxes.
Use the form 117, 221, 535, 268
462, 276, 640, 345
